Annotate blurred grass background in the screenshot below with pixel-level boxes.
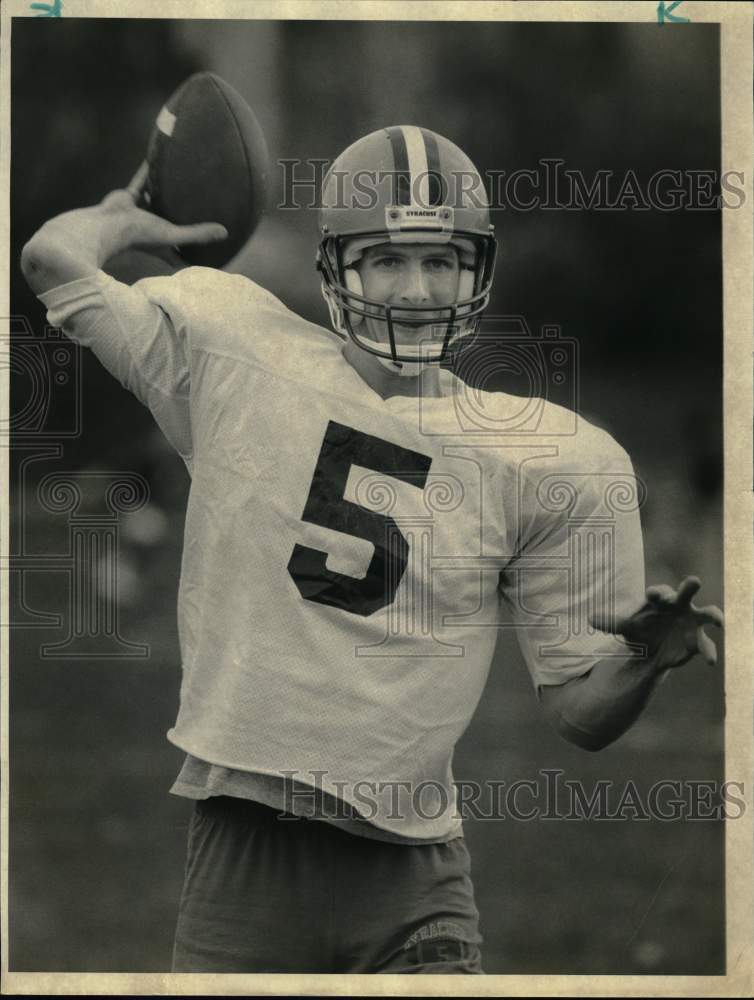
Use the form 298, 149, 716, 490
9, 18, 724, 973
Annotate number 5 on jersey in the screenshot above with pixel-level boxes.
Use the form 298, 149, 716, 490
287, 421, 432, 617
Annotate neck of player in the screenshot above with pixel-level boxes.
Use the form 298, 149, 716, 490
342, 338, 445, 400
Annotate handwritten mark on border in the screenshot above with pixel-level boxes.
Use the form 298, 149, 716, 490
657, 1, 690, 23
30, 0, 62, 15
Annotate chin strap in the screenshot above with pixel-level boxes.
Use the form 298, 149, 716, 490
377, 356, 427, 378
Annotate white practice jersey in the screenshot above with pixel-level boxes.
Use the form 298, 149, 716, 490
41, 267, 646, 840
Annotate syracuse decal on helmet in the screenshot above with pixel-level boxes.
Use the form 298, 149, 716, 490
317, 125, 497, 367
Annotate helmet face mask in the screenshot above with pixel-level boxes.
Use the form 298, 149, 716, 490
318, 126, 497, 368
319, 228, 496, 365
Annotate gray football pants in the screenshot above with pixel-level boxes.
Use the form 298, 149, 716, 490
172, 795, 484, 973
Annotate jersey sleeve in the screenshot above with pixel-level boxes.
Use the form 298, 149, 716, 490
39, 269, 193, 464
498, 425, 647, 691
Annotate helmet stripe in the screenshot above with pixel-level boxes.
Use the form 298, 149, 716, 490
400, 125, 429, 208
420, 128, 443, 207
385, 126, 411, 205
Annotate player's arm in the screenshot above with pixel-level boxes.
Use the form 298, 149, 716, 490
20, 185, 226, 463
540, 576, 723, 751
21, 185, 227, 296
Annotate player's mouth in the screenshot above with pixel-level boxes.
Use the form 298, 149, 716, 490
393, 319, 443, 335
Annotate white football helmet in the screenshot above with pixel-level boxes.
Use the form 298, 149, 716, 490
317, 125, 497, 375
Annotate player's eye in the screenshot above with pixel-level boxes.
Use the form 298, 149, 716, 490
424, 257, 455, 271
373, 255, 403, 270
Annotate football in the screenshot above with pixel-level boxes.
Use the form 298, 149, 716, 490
141, 72, 269, 269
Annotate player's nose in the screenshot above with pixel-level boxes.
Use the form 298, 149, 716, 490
398, 261, 431, 304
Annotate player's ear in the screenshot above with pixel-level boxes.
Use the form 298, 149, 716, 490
457, 267, 474, 301
344, 267, 364, 327
344, 267, 363, 298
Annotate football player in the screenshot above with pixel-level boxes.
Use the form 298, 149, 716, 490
21, 125, 723, 974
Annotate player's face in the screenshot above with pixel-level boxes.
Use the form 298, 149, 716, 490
356, 243, 460, 351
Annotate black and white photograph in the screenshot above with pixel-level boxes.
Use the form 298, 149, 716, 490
3, 1, 752, 993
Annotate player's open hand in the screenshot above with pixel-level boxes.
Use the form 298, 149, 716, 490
100, 175, 228, 252
22, 168, 229, 296
591, 576, 723, 670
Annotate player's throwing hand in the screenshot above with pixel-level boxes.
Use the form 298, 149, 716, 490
99, 176, 228, 253
592, 576, 724, 669
67, 183, 227, 260
21, 181, 227, 296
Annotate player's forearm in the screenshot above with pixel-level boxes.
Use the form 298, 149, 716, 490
21, 206, 130, 295
541, 654, 669, 752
